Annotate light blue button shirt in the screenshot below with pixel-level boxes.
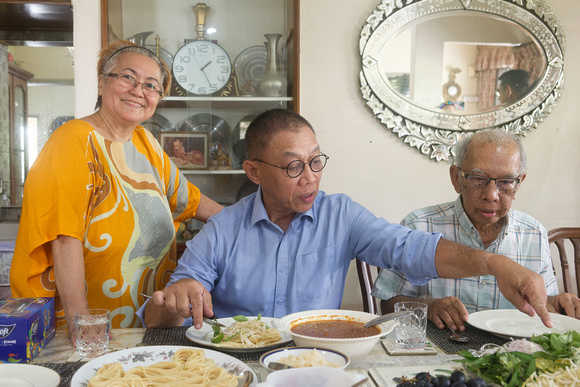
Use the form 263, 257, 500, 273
137, 188, 441, 325
372, 196, 558, 312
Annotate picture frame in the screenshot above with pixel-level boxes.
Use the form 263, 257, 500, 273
160, 132, 209, 169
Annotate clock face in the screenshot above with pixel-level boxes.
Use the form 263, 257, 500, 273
173, 41, 232, 95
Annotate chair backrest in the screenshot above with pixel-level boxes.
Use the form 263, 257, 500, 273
355, 259, 379, 315
548, 227, 580, 296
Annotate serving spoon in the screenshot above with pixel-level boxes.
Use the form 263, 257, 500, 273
363, 311, 413, 327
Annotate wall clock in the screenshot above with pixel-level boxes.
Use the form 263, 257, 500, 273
172, 3, 232, 95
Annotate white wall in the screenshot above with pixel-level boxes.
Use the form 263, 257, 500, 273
73, 0, 580, 311
299, 0, 580, 310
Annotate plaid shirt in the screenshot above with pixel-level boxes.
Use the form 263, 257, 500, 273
372, 196, 558, 313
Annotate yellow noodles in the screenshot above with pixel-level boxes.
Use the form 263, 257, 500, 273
87, 348, 238, 387
277, 349, 341, 368
525, 362, 580, 386
215, 319, 281, 348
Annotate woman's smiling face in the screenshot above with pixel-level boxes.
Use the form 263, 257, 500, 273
98, 51, 162, 128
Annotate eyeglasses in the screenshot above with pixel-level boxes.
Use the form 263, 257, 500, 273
106, 72, 163, 97
461, 171, 521, 192
254, 153, 329, 178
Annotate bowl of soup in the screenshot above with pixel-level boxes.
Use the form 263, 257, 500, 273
278, 309, 397, 361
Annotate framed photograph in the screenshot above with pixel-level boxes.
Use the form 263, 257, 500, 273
160, 132, 209, 169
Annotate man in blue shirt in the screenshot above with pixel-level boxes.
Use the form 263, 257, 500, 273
141, 109, 552, 330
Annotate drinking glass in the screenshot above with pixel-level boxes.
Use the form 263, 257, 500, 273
394, 302, 427, 348
75, 308, 110, 357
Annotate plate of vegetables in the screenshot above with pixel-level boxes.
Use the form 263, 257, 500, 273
185, 315, 292, 353
459, 331, 580, 386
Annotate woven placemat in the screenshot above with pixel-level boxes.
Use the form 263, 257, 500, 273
36, 362, 85, 387
426, 321, 509, 354
142, 326, 284, 362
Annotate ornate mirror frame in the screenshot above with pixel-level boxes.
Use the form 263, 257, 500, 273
359, 0, 565, 161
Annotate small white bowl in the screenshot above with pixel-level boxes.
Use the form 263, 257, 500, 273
260, 346, 349, 370
257, 367, 367, 387
278, 309, 397, 362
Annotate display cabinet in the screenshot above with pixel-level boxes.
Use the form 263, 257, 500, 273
101, 0, 299, 210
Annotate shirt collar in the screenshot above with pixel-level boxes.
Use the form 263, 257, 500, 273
250, 185, 315, 228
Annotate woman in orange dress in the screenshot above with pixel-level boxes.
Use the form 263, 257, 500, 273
10, 41, 222, 344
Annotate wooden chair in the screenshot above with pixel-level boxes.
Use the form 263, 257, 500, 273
548, 227, 580, 296
355, 259, 379, 315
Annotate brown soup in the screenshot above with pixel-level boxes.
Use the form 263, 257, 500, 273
290, 320, 380, 339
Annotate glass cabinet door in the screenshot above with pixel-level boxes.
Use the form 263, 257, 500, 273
12, 85, 26, 206
101, 0, 299, 207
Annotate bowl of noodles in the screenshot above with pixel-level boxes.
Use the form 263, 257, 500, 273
260, 347, 349, 370
278, 309, 398, 361
186, 315, 292, 352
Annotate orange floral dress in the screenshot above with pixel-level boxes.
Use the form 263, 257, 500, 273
10, 119, 201, 328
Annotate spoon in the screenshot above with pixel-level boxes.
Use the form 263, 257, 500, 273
268, 361, 293, 370
447, 327, 469, 342
237, 370, 253, 387
363, 311, 413, 327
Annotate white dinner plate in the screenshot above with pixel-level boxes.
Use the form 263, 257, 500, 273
467, 310, 580, 339
0, 364, 60, 387
70, 345, 257, 386
185, 316, 292, 353
260, 346, 349, 370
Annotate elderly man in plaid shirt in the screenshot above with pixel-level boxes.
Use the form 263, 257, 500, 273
372, 129, 580, 332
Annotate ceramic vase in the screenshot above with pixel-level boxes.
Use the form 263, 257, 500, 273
258, 34, 287, 97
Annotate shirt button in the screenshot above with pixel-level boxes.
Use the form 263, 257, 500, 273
276, 299, 283, 305
279, 267, 286, 273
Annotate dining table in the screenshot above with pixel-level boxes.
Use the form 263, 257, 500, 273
32, 320, 511, 386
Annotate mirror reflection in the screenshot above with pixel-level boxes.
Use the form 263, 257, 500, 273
380, 11, 545, 115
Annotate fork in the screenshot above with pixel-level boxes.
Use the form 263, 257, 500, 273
139, 293, 225, 327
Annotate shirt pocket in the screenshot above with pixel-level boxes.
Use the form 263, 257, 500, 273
293, 246, 337, 300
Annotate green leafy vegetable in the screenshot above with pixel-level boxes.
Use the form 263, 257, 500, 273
211, 332, 223, 343
458, 331, 580, 387
232, 315, 248, 322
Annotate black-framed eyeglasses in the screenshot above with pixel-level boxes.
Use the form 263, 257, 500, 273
106, 72, 163, 97
254, 153, 329, 178
461, 171, 521, 192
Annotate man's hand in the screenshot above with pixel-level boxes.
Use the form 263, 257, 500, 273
547, 293, 580, 318
488, 254, 553, 327
428, 296, 469, 331
146, 279, 214, 329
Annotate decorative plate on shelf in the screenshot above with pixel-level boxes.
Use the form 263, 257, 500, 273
140, 113, 176, 140
231, 114, 257, 167
146, 44, 173, 73
233, 45, 267, 96
179, 113, 232, 153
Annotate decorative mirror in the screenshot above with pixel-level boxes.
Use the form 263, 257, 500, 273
359, 0, 565, 161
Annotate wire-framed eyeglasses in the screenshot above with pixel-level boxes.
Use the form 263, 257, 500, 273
106, 72, 163, 97
461, 171, 521, 192
254, 153, 329, 178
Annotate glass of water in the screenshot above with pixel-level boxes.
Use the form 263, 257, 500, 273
75, 309, 110, 357
394, 302, 428, 348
